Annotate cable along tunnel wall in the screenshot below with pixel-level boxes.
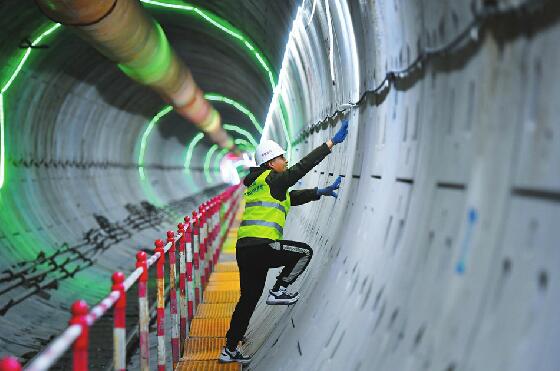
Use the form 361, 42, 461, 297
248, 1, 560, 370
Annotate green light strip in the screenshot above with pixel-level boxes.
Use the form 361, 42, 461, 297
0, 0, 290, 192
184, 132, 205, 174
138, 105, 173, 180
142, 0, 194, 12
223, 124, 257, 147
140, 0, 292, 146
234, 138, 252, 148
141, 0, 276, 89
1, 23, 62, 95
137, 92, 261, 180
118, 22, 172, 84
212, 139, 255, 176
204, 93, 262, 133
0, 94, 4, 189
203, 144, 218, 183
213, 147, 229, 176
0, 23, 63, 192
184, 126, 255, 181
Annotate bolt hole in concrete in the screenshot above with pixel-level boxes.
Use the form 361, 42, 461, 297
388, 308, 399, 329
413, 324, 426, 348
538, 270, 548, 292
502, 257, 512, 275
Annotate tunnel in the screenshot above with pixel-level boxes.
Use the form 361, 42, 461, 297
1, 0, 559, 370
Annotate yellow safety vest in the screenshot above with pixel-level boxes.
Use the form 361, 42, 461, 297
238, 170, 291, 240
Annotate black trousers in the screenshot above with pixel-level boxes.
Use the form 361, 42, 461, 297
225, 239, 313, 349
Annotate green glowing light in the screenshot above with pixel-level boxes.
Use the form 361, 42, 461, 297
212, 147, 229, 176
180, 132, 204, 192
140, 0, 293, 152
203, 144, 218, 183
212, 138, 255, 179
0, 22, 62, 192
137, 91, 262, 192
184, 132, 205, 174
118, 23, 172, 84
183, 95, 261, 172
1, 23, 62, 95
234, 138, 252, 148
204, 93, 262, 134
0, 0, 292, 193
140, 0, 276, 89
138, 105, 173, 181
223, 124, 258, 147
137, 105, 173, 206
141, 0, 194, 11
0, 94, 4, 190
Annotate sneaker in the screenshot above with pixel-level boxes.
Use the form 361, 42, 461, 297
266, 287, 299, 305
218, 346, 252, 364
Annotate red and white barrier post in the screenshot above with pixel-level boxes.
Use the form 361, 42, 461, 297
136, 251, 149, 371
0, 187, 250, 371
154, 239, 166, 371
177, 223, 187, 350
219, 195, 226, 255
214, 198, 221, 263
167, 231, 180, 369
205, 202, 213, 276
198, 206, 206, 290
184, 217, 195, 322
211, 199, 218, 267
0, 356, 22, 371
112, 272, 126, 371
191, 211, 201, 306
69, 300, 89, 371
200, 205, 209, 288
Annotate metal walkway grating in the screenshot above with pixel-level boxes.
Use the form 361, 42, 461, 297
175, 360, 240, 371
214, 262, 239, 272
176, 221, 242, 370
202, 289, 240, 304
209, 272, 240, 282
189, 318, 232, 337
195, 303, 236, 318
183, 338, 227, 360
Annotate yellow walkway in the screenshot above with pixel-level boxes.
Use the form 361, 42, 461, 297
176, 210, 243, 371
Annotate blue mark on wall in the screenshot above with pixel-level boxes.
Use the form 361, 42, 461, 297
455, 208, 478, 274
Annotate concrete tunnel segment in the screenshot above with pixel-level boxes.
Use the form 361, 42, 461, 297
0, 0, 559, 370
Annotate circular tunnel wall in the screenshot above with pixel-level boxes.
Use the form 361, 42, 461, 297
1, 0, 560, 370
0, 0, 296, 362
248, 1, 560, 370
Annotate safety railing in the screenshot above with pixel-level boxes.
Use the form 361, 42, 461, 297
0, 184, 243, 371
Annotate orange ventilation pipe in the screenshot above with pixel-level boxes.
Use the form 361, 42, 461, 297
35, 0, 235, 150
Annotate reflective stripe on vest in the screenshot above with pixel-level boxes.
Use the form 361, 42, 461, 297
240, 220, 283, 234
245, 201, 287, 215
238, 170, 291, 240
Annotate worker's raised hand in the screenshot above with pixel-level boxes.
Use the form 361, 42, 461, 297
316, 176, 342, 198
331, 119, 349, 144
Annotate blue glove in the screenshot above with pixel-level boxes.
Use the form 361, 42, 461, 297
332, 119, 349, 144
317, 176, 342, 198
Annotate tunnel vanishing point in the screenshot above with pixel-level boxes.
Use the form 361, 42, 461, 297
1, 0, 559, 370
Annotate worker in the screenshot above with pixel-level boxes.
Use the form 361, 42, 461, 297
219, 120, 349, 364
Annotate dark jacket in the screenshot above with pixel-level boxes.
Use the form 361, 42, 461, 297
238, 143, 332, 247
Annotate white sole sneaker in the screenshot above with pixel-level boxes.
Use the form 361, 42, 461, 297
266, 292, 299, 305
218, 347, 252, 364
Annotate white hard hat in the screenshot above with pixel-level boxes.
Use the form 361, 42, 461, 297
255, 139, 285, 166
